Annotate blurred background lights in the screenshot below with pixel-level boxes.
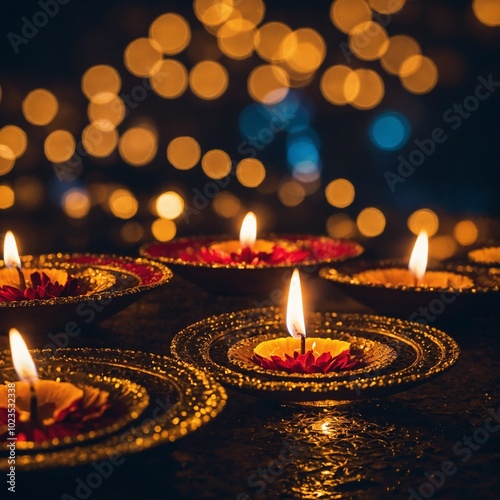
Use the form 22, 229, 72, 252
236, 158, 266, 187
278, 179, 305, 207
81, 65, 121, 100
286, 133, 321, 181
254, 22, 292, 62
14, 176, 44, 210
454, 220, 479, 246
167, 136, 201, 170
346, 69, 385, 110
473, 0, 500, 26
400, 55, 438, 94
280, 28, 326, 74
326, 213, 357, 239
248, 65, 289, 104
194, 0, 234, 28
407, 208, 439, 237
229, 0, 265, 27
330, 0, 372, 34
0, 184, 15, 209
201, 149, 232, 179
217, 19, 256, 60
189, 61, 229, 100
320, 65, 357, 105
124, 38, 163, 77
149, 13, 191, 55
429, 235, 457, 260
357, 207, 386, 237
62, 188, 91, 219
82, 124, 118, 158
0, 126, 27, 160
149, 60, 188, 99
0, 156, 15, 176
121, 221, 145, 244
348, 21, 389, 61
151, 218, 177, 242
325, 178, 355, 208
44, 130, 76, 163
119, 127, 158, 166
381, 35, 421, 76
212, 191, 241, 218
22, 89, 58, 126
155, 191, 185, 219
368, 0, 406, 14
108, 188, 138, 219
369, 111, 410, 151
88, 93, 125, 131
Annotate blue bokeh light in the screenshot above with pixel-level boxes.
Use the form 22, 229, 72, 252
369, 112, 410, 151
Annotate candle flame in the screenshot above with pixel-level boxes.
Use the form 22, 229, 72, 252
3, 231, 22, 270
9, 328, 38, 383
286, 269, 306, 339
409, 230, 428, 283
239, 211, 257, 248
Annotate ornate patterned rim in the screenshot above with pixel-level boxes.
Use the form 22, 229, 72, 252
140, 235, 364, 270
0, 348, 227, 470
319, 259, 500, 294
0, 254, 173, 309
171, 307, 460, 403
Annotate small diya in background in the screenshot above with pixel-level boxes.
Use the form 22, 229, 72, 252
0, 329, 149, 448
171, 269, 460, 405
140, 211, 363, 294
0, 231, 172, 336
468, 246, 500, 267
0, 344, 226, 471
320, 231, 500, 320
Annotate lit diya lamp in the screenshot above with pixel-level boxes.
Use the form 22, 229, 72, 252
468, 246, 500, 267
0, 231, 82, 302
352, 231, 474, 289
253, 269, 363, 374
0, 329, 113, 443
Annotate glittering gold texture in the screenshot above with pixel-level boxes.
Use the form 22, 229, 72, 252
171, 307, 459, 404
0, 348, 226, 470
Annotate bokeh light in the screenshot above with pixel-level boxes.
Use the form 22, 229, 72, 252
278, 179, 306, 207
330, 0, 372, 34
357, 207, 386, 236
194, 0, 234, 28
407, 208, 439, 237
429, 235, 457, 260
369, 112, 410, 151
326, 213, 357, 239
88, 93, 126, 131
189, 61, 229, 100
0, 185, 14, 209
44, 130, 76, 163
109, 188, 138, 219
167, 136, 201, 170
119, 127, 158, 166
121, 221, 145, 244
202, 149, 232, 179
348, 21, 389, 61
368, 0, 406, 14
229, 0, 265, 27
149, 13, 191, 55
156, 191, 185, 219
248, 65, 289, 104
254, 22, 292, 62
81, 65, 121, 100
151, 218, 177, 241
454, 220, 479, 246
62, 188, 91, 219
149, 59, 188, 99
346, 69, 384, 109
325, 178, 355, 208
22, 89, 58, 126
320, 65, 357, 105
82, 124, 118, 158
0, 126, 27, 160
381, 35, 421, 76
14, 176, 44, 209
236, 158, 266, 187
400, 55, 438, 94
473, 0, 500, 27
212, 191, 241, 218
217, 19, 256, 60
280, 28, 326, 74
0, 156, 15, 176
124, 38, 163, 77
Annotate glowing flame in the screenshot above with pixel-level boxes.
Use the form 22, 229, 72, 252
239, 211, 257, 248
3, 231, 21, 269
9, 328, 38, 383
409, 230, 428, 283
286, 268, 306, 339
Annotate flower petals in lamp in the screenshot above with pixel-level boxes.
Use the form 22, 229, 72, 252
253, 269, 362, 374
